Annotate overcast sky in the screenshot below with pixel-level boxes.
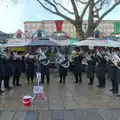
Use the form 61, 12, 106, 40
0, 0, 120, 33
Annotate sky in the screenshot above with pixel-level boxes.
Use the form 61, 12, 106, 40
0, 0, 120, 34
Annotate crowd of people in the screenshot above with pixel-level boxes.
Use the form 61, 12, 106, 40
0, 47, 120, 96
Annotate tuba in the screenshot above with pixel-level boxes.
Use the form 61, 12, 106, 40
36, 48, 50, 66
56, 53, 69, 68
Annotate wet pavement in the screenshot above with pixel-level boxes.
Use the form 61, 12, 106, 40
0, 71, 120, 119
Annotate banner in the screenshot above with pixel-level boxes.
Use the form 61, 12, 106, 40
114, 22, 120, 33
55, 20, 63, 32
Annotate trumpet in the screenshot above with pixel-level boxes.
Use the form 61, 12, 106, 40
36, 48, 50, 66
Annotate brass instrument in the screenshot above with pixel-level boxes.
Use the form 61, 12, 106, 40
84, 52, 93, 61
13, 52, 22, 60
36, 48, 50, 66
111, 52, 120, 69
56, 53, 69, 68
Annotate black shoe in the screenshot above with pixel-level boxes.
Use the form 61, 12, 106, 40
16, 84, 22, 86
5, 88, 10, 91
109, 89, 113, 91
0, 90, 4, 93
63, 81, 65, 84
74, 81, 78, 83
47, 81, 49, 84
88, 82, 93, 85
97, 85, 101, 87
100, 85, 105, 88
112, 91, 118, 94
59, 80, 62, 83
8, 86, 12, 89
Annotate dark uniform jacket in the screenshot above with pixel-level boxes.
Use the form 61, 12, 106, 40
72, 55, 83, 74
0, 57, 4, 80
58, 55, 68, 77
26, 58, 35, 76
87, 55, 96, 79
96, 56, 107, 78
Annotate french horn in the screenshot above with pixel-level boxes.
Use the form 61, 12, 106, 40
56, 53, 69, 68
36, 48, 50, 66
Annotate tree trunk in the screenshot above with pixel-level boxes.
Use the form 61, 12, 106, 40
86, 0, 96, 37
75, 22, 84, 40
87, 25, 96, 37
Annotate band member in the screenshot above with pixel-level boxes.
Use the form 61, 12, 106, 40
20, 56, 26, 74
86, 50, 96, 85
26, 52, 35, 84
35, 48, 50, 84
3, 49, 13, 91
11, 51, 22, 87
0, 53, 4, 94
96, 48, 107, 88
109, 60, 118, 93
72, 47, 84, 83
57, 52, 69, 84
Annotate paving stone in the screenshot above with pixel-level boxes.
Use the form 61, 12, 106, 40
0, 111, 15, 120
63, 110, 78, 120
98, 109, 117, 120
107, 109, 120, 119
51, 110, 64, 120
24, 111, 38, 120
39, 111, 51, 120
34, 101, 49, 110
12, 112, 26, 120
85, 110, 104, 120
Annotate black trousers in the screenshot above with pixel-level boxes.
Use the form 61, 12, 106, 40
41, 74, 50, 84
0, 80, 2, 90
98, 77, 106, 87
74, 73, 82, 82
13, 76, 20, 86
111, 79, 118, 92
4, 77, 10, 89
27, 76, 34, 83
60, 76, 66, 82
89, 78, 94, 83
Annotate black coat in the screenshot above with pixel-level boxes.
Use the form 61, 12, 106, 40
20, 58, 26, 73
3, 58, 13, 78
109, 61, 117, 81
72, 55, 83, 74
26, 58, 35, 76
87, 58, 96, 79
116, 68, 120, 84
0, 58, 4, 80
11, 57, 22, 76
58, 65, 67, 76
96, 56, 107, 78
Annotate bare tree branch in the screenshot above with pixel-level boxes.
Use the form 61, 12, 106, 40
70, 0, 80, 20
53, 0, 74, 15
95, 1, 120, 25
76, 0, 89, 4
81, 0, 90, 18
36, 0, 75, 25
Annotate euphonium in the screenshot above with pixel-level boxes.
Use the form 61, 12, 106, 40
56, 53, 69, 68
111, 52, 120, 69
85, 52, 92, 61
36, 48, 50, 66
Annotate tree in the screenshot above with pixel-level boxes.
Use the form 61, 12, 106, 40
35, 0, 120, 38
87, 0, 120, 37
5, 0, 120, 39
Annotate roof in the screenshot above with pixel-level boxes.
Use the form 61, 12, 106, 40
26, 40, 61, 46
0, 31, 6, 34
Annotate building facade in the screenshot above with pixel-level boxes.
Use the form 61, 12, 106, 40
24, 20, 120, 38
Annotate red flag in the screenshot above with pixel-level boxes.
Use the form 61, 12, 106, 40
55, 20, 63, 32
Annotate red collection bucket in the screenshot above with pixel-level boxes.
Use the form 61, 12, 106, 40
23, 96, 32, 106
